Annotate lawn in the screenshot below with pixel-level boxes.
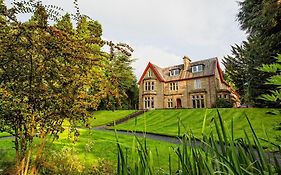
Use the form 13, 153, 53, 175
0, 129, 179, 173
89, 110, 137, 127
114, 108, 281, 148
0, 132, 11, 138
0, 109, 140, 172
62, 110, 137, 127
51, 129, 178, 171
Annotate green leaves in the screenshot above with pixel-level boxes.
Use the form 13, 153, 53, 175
258, 55, 281, 104
0, 1, 136, 173
224, 0, 281, 107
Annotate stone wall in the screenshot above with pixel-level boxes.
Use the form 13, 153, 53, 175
139, 64, 235, 109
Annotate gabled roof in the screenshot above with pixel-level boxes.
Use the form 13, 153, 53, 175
138, 57, 240, 98
138, 57, 220, 84
137, 62, 164, 84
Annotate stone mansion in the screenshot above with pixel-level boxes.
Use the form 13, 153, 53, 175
138, 56, 240, 110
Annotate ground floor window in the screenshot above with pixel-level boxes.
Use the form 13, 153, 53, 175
167, 98, 173, 108
192, 94, 205, 108
144, 96, 154, 109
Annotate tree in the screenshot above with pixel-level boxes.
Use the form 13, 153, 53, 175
0, 2, 135, 174
224, 0, 281, 106
98, 51, 138, 110
258, 54, 281, 105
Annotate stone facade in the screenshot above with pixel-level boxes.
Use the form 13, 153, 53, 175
138, 56, 240, 110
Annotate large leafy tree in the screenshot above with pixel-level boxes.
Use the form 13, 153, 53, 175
0, 1, 136, 174
98, 51, 138, 110
223, 0, 281, 106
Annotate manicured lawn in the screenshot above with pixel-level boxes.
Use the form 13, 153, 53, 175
62, 110, 137, 127
89, 110, 137, 127
114, 108, 281, 148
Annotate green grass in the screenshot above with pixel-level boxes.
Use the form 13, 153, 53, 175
0, 132, 11, 138
114, 108, 281, 148
49, 129, 178, 171
0, 128, 178, 173
62, 110, 137, 127
0, 138, 15, 170
116, 113, 281, 174
89, 110, 137, 127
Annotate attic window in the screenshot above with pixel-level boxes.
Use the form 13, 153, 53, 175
169, 69, 180, 76
148, 70, 152, 77
192, 65, 203, 73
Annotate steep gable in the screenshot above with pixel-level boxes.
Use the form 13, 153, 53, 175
138, 57, 237, 89
138, 62, 165, 84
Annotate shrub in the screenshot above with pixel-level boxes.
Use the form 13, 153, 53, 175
214, 98, 233, 108
37, 148, 114, 175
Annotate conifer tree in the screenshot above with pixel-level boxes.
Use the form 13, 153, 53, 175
224, 0, 281, 106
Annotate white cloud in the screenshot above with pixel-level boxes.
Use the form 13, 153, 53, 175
131, 45, 181, 79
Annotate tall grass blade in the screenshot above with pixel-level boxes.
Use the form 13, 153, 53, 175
202, 109, 208, 134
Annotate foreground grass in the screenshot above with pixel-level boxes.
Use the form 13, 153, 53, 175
0, 129, 178, 173
116, 113, 281, 175
114, 108, 281, 148
50, 129, 178, 171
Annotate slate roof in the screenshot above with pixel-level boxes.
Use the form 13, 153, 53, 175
150, 57, 218, 82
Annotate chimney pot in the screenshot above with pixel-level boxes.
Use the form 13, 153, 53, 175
183, 56, 191, 70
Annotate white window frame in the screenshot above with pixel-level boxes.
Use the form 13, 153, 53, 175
192, 95, 205, 108
167, 98, 173, 108
194, 79, 201, 89
151, 81, 154, 91
144, 81, 155, 91
169, 69, 180, 76
192, 65, 203, 73
169, 82, 179, 91
148, 70, 152, 77
144, 96, 155, 109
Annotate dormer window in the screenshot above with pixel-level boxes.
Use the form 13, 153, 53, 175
169, 69, 180, 76
192, 65, 203, 73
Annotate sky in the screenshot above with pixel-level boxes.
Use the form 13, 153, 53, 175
5, 0, 247, 79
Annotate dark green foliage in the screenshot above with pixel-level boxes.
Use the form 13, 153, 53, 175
224, 0, 281, 107
37, 148, 115, 175
98, 52, 139, 110
0, 1, 137, 174
259, 54, 281, 105
214, 98, 233, 108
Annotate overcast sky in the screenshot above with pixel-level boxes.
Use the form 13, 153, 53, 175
5, 0, 247, 79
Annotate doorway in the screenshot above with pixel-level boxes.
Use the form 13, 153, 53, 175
176, 98, 182, 108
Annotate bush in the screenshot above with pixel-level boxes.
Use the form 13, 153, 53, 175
37, 148, 114, 175
214, 98, 233, 108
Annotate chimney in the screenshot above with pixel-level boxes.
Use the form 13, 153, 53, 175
183, 56, 191, 70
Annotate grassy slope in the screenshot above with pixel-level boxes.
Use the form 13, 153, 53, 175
114, 108, 281, 147
89, 110, 137, 127
62, 110, 137, 127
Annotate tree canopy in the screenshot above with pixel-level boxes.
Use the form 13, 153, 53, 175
223, 0, 281, 107
0, 1, 137, 174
